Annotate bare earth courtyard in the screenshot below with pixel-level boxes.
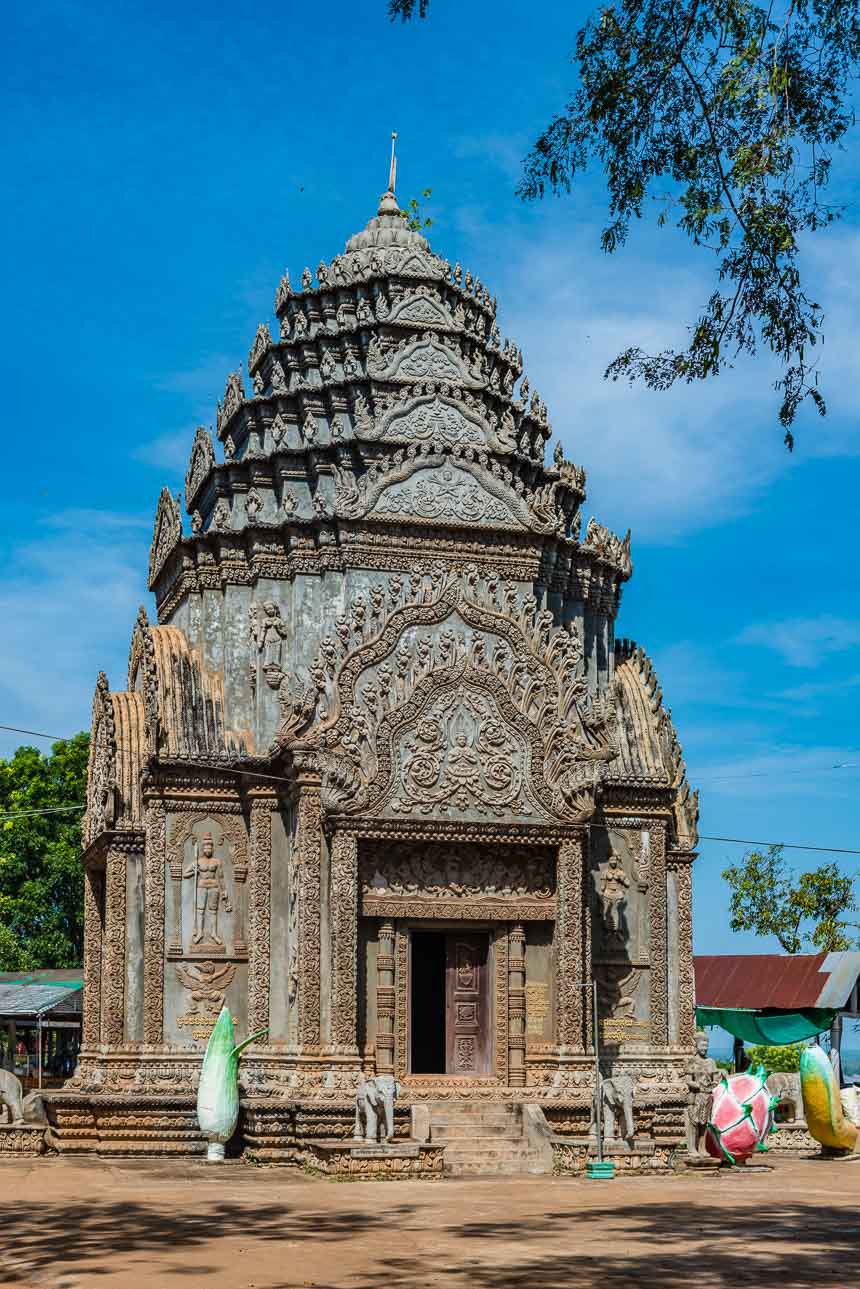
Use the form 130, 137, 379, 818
1, 1156, 858, 1288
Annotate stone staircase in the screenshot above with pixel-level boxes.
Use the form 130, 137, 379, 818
428, 1101, 552, 1177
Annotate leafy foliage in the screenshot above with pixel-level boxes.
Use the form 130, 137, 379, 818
388, 0, 860, 444
748, 1041, 804, 1071
722, 844, 858, 953
400, 189, 433, 232
0, 736, 88, 970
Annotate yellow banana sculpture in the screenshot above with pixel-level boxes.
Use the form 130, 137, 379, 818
800, 1043, 858, 1153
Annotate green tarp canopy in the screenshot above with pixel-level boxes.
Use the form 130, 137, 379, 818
695, 1005, 836, 1045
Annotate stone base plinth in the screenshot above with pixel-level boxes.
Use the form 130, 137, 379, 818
552, 1135, 677, 1175
297, 1139, 445, 1178
0, 1123, 46, 1156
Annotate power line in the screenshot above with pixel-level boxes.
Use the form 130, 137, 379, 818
2, 722, 860, 855
0, 724, 70, 741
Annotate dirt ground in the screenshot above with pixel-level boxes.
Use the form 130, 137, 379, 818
1, 1154, 858, 1289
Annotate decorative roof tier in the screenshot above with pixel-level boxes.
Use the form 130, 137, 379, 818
147, 182, 632, 613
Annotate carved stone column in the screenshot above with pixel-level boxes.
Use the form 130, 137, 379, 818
508, 923, 526, 1087
649, 821, 669, 1048
376, 920, 396, 1074
82, 865, 104, 1049
329, 831, 358, 1054
669, 849, 696, 1049
248, 795, 275, 1037
555, 832, 586, 1053
102, 847, 127, 1046
143, 801, 167, 1045
297, 784, 322, 1050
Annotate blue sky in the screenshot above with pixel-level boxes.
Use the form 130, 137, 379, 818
2, 0, 859, 958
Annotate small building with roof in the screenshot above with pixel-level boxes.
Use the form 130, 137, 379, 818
0, 970, 82, 1089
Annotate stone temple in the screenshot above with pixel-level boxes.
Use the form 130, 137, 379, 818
65, 178, 701, 1174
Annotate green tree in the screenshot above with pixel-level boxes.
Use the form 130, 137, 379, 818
747, 1041, 804, 1071
0, 736, 88, 970
388, 0, 860, 445
722, 844, 858, 953
401, 188, 433, 232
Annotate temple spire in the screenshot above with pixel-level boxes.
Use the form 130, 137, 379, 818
378, 132, 400, 216
388, 131, 398, 197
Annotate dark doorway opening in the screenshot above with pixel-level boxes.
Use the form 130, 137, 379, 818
410, 932, 446, 1073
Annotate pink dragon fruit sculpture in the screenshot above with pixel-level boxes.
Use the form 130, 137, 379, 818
705, 1067, 778, 1164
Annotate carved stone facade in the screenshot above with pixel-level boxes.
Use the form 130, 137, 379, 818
71, 182, 700, 1162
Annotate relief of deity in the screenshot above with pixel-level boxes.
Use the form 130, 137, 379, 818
183, 831, 233, 949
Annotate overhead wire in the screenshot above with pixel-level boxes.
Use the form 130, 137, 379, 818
2, 722, 860, 855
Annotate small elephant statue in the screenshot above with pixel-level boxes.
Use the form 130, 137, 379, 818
593, 1073, 635, 1146
0, 1070, 25, 1125
354, 1074, 401, 1143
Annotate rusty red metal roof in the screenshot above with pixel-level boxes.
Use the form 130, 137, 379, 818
694, 953, 860, 1010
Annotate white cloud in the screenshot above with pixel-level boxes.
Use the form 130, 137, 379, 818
453, 209, 860, 541
0, 511, 150, 758
736, 616, 860, 668
133, 428, 193, 475
692, 743, 860, 802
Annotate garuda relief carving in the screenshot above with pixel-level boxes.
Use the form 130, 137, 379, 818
360, 843, 554, 900
272, 566, 617, 824
175, 960, 237, 1039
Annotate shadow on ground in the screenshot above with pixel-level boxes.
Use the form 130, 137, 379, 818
2, 1186, 857, 1287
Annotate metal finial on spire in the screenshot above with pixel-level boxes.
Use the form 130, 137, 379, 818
388, 131, 398, 196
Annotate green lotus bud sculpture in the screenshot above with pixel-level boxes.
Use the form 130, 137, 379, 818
197, 1006, 266, 1162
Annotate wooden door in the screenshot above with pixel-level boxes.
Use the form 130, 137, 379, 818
445, 933, 491, 1075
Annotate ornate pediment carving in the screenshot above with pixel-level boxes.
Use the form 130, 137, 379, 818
185, 427, 216, 509
369, 461, 524, 530
274, 568, 617, 825
148, 487, 182, 588
248, 322, 272, 373
84, 672, 117, 846
216, 368, 244, 433
358, 393, 499, 452
368, 333, 472, 385
583, 517, 633, 579
333, 444, 564, 534
386, 287, 458, 332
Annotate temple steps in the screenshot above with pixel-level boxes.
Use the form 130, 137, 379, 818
426, 1101, 551, 1177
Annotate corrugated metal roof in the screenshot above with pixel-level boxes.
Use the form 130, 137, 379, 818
694, 952, 860, 1010
0, 981, 82, 1018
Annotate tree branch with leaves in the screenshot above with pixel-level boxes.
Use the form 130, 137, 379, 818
389, 0, 860, 446
722, 844, 858, 953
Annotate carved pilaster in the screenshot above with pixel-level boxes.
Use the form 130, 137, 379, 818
670, 850, 696, 1049
508, 923, 526, 1087
556, 833, 585, 1052
102, 848, 127, 1046
248, 797, 274, 1037
649, 820, 669, 1047
82, 866, 103, 1049
297, 786, 322, 1049
143, 802, 167, 1044
376, 920, 396, 1074
329, 831, 358, 1053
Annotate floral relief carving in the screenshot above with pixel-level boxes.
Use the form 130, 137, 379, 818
360, 842, 554, 901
